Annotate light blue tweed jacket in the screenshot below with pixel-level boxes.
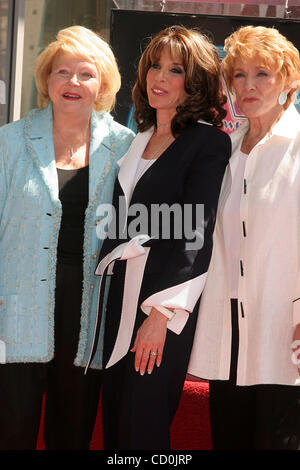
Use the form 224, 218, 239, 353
0, 104, 134, 367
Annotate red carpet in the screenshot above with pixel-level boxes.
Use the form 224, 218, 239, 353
36, 379, 211, 450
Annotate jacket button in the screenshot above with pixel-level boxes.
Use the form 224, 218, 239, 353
240, 260, 244, 276
242, 221, 246, 237
240, 301, 245, 318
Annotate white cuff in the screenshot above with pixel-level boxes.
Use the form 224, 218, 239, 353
155, 305, 176, 320
141, 305, 189, 334
141, 272, 207, 314
140, 273, 207, 334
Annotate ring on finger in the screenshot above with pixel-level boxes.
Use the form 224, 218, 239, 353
150, 351, 158, 356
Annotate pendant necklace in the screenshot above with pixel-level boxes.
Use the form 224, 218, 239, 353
70, 147, 76, 161
54, 126, 90, 162
143, 133, 173, 160
136, 133, 173, 182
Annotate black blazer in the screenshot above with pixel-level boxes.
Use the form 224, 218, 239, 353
87, 122, 231, 370
99, 123, 231, 299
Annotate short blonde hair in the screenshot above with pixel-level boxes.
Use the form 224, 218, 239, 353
222, 25, 300, 108
34, 25, 121, 112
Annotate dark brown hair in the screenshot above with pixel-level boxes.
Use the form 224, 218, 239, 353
132, 25, 227, 135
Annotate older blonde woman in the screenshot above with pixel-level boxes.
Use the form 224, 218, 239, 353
189, 25, 300, 449
0, 25, 134, 449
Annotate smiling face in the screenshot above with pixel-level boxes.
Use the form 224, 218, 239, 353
232, 57, 287, 121
146, 48, 188, 120
47, 51, 102, 117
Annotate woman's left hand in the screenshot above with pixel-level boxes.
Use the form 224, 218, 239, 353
292, 323, 300, 375
131, 308, 168, 375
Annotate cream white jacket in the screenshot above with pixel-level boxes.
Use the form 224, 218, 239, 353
188, 104, 300, 385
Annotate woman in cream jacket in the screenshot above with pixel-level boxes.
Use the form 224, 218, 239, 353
189, 25, 300, 450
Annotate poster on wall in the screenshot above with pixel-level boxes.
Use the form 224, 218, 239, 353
110, 10, 300, 134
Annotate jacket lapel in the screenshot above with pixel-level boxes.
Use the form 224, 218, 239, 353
25, 105, 115, 207
117, 127, 153, 219
24, 104, 59, 203
229, 121, 249, 173
216, 122, 249, 215
88, 111, 114, 202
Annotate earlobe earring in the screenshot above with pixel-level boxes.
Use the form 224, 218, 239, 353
278, 91, 287, 106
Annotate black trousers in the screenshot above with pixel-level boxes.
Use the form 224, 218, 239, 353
101, 268, 199, 450
209, 299, 300, 450
0, 262, 102, 450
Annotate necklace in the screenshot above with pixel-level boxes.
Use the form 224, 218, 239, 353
69, 147, 76, 161
135, 134, 173, 183
156, 122, 171, 128
53, 125, 90, 162
143, 133, 173, 160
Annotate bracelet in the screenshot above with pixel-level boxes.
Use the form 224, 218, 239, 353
155, 306, 176, 321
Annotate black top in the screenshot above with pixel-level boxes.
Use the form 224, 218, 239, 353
57, 165, 89, 265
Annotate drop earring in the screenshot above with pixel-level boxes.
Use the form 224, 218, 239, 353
278, 91, 287, 106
